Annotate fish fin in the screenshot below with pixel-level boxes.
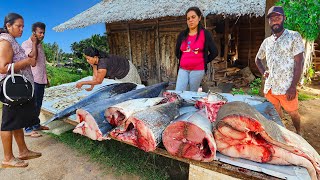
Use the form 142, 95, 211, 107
41, 116, 57, 126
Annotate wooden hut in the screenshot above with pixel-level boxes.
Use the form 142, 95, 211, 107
54, 0, 266, 85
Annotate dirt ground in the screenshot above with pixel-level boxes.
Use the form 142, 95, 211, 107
0, 109, 140, 180
283, 86, 320, 153
0, 134, 140, 180
0, 86, 319, 179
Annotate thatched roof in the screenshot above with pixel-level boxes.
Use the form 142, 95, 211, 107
53, 0, 266, 32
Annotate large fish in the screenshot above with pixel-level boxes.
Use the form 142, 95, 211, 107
214, 101, 320, 180
105, 92, 181, 127
109, 101, 179, 152
105, 97, 165, 127
162, 109, 217, 162
73, 82, 169, 141
42, 83, 137, 125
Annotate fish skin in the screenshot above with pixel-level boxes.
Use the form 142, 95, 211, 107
42, 83, 137, 125
109, 101, 180, 152
214, 101, 320, 180
162, 109, 217, 162
73, 82, 169, 140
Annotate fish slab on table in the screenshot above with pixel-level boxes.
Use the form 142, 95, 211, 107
214, 101, 320, 180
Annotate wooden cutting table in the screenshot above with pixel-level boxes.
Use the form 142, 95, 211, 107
41, 85, 310, 180
40, 108, 276, 180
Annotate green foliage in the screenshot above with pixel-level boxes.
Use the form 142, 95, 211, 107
47, 65, 90, 86
248, 78, 262, 95
303, 67, 316, 84
231, 78, 262, 95
49, 131, 188, 180
42, 42, 63, 63
71, 34, 108, 58
308, 67, 315, 78
72, 57, 92, 70
231, 88, 245, 95
277, 0, 320, 41
298, 92, 318, 101
70, 34, 108, 72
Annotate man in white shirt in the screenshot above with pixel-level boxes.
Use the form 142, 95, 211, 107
255, 6, 304, 135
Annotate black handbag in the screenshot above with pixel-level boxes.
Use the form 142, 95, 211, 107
0, 63, 34, 106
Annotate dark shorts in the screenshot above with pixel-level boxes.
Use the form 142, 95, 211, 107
1, 98, 39, 131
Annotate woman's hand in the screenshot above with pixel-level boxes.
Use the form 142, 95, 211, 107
85, 85, 94, 91
46, 78, 51, 87
28, 57, 36, 66
75, 82, 83, 89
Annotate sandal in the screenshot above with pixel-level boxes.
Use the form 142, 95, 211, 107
24, 131, 42, 138
1, 158, 28, 168
35, 125, 50, 131
18, 150, 42, 160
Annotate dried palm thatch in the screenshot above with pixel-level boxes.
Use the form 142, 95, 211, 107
53, 0, 265, 32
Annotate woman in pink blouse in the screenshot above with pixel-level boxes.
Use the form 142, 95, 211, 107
175, 7, 218, 91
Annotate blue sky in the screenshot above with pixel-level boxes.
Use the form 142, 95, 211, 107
0, 0, 105, 53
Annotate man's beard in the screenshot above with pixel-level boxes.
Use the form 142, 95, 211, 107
271, 22, 284, 34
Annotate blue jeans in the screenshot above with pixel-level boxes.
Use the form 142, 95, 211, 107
175, 68, 205, 92
25, 83, 45, 133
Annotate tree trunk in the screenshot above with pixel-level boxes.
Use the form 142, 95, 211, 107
265, 0, 278, 38
300, 40, 315, 84
260, 0, 278, 96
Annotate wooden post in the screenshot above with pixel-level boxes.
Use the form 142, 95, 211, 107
155, 20, 161, 82
127, 23, 133, 62
265, 0, 278, 37
235, 25, 239, 61
105, 23, 111, 53
204, 16, 207, 29
248, 18, 252, 67
261, 0, 278, 94
224, 18, 229, 71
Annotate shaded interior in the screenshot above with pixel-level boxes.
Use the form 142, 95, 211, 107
126, 122, 135, 132
112, 122, 137, 140
202, 138, 212, 158
114, 110, 126, 126
108, 110, 126, 126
